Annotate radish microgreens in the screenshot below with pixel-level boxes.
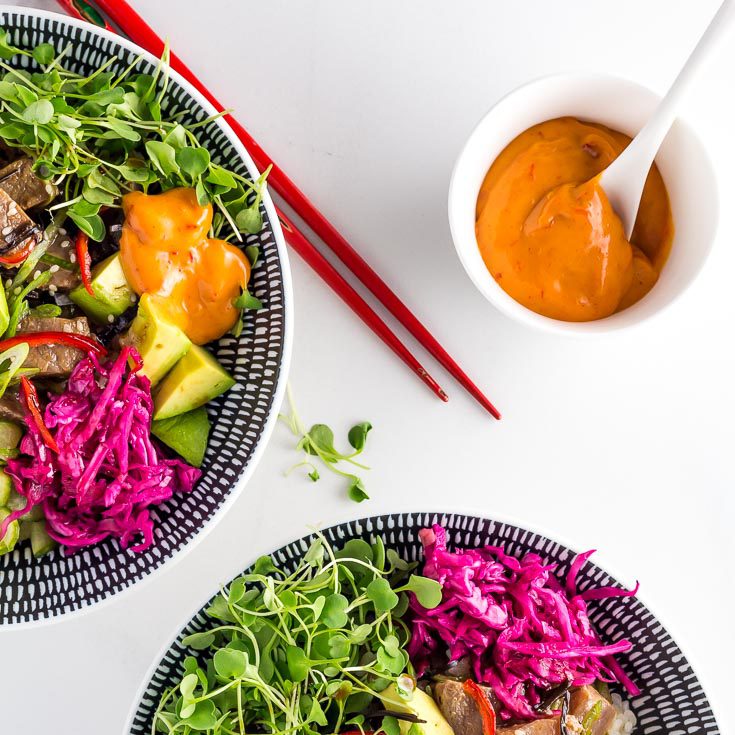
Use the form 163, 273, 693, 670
153, 532, 442, 734
0, 29, 267, 241
280, 385, 373, 502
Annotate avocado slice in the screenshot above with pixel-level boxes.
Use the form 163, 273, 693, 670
124, 293, 191, 387
69, 253, 136, 324
153, 345, 234, 420
152, 406, 211, 466
379, 683, 455, 735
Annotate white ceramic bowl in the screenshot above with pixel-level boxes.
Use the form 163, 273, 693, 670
448, 73, 719, 336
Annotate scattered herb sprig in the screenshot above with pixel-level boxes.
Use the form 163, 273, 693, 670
230, 242, 264, 336
0, 29, 267, 241
153, 533, 442, 734
280, 385, 373, 502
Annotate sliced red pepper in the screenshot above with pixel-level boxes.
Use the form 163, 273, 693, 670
75, 230, 95, 297
128, 348, 143, 373
0, 237, 37, 266
463, 680, 497, 735
20, 376, 59, 454
0, 331, 107, 356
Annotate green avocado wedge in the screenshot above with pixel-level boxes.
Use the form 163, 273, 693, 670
124, 293, 191, 387
153, 344, 234, 420
151, 406, 211, 467
69, 252, 135, 324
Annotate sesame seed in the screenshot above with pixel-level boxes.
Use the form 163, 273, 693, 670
50, 265, 59, 274
4, 279, 10, 288
59, 228, 67, 236
69, 253, 77, 263
1, 226, 12, 236
107, 314, 114, 323
33, 270, 41, 280
130, 294, 137, 303
60, 239, 70, 249
13, 287, 20, 295
48, 285, 57, 293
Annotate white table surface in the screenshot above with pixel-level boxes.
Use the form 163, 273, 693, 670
1, 0, 733, 732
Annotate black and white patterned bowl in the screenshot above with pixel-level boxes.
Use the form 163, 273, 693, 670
0, 8, 292, 626
127, 512, 720, 735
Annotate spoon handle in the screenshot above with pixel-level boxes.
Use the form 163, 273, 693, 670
636, 0, 735, 155
603, 0, 735, 236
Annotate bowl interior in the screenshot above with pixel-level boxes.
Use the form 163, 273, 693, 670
0, 10, 290, 625
448, 74, 719, 335
127, 512, 720, 734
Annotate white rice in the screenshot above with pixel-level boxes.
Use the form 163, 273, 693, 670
607, 693, 637, 735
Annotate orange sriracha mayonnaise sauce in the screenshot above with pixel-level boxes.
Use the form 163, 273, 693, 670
476, 117, 674, 322
120, 188, 251, 344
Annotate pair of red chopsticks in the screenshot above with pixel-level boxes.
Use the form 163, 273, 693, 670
55, 0, 501, 420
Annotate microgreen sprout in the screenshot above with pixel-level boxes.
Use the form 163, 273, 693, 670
153, 532, 442, 734
280, 384, 373, 502
0, 30, 267, 242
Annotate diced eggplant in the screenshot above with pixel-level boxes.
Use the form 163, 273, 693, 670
0, 392, 24, 424
38, 229, 80, 292
0, 187, 41, 260
435, 682, 615, 735
0, 157, 57, 210
444, 658, 473, 680
569, 686, 615, 735
17, 315, 91, 378
433, 680, 499, 735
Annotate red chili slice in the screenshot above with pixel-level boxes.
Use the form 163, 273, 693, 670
463, 680, 497, 735
128, 348, 143, 373
20, 376, 59, 454
0, 237, 37, 266
75, 230, 95, 297
0, 331, 107, 356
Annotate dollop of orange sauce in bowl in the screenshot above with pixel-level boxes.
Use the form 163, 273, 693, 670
476, 117, 674, 322
120, 188, 251, 344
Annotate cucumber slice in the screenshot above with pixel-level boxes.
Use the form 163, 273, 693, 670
30, 521, 55, 558
0, 469, 11, 506
17, 521, 31, 542
0, 507, 19, 554
7, 491, 42, 521
0, 420, 22, 450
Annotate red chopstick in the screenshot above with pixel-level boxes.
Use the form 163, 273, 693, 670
87, 0, 501, 420
54, 1, 448, 404
279, 211, 448, 402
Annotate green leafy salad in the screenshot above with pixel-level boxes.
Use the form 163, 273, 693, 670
0, 30, 271, 557
153, 533, 442, 734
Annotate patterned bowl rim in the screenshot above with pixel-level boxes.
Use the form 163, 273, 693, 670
123, 506, 722, 733
0, 5, 294, 629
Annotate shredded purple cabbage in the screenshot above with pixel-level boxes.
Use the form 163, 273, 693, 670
409, 525, 640, 721
2, 347, 200, 553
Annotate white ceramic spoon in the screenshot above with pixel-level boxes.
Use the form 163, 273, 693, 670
600, 0, 735, 238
